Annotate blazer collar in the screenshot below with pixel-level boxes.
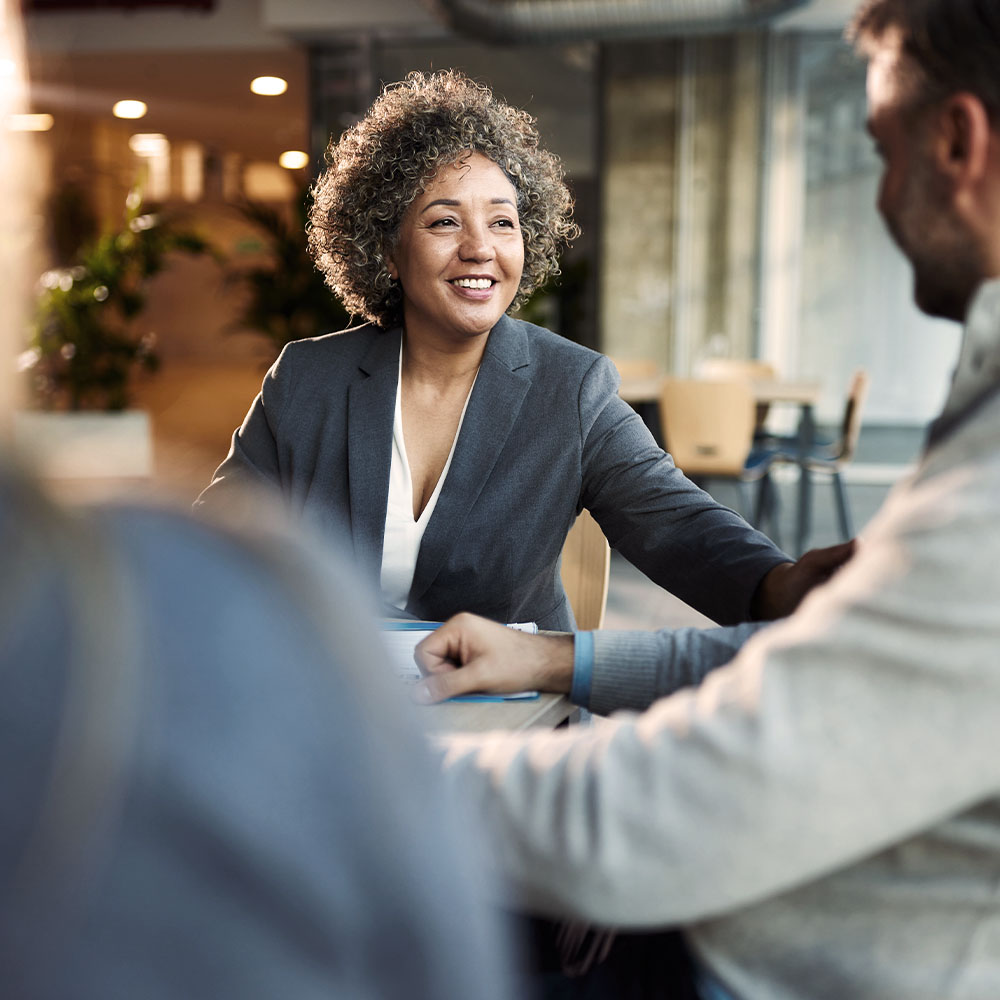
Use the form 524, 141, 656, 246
481, 312, 531, 373
407, 315, 533, 607
347, 326, 401, 581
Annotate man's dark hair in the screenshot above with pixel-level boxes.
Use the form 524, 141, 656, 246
849, 0, 1000, 123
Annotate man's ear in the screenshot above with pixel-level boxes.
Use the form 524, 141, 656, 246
936, 92, 992, 183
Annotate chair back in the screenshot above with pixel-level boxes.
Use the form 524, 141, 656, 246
560, 509, 610, 631
660, 378, 756, 477
694, 358, 777, 382
836, 369, 870, 463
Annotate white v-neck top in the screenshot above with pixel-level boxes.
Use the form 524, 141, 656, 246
380, 348, 477, 610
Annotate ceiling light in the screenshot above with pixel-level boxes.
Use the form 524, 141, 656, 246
7, 113, 54, 132
251, 76, 288, 96
279, 150, 309, 170
129, 132, 169, 157
113, 100, 147, 120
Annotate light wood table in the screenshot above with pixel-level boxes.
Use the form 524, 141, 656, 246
424, 692, 579, 733
617, 374, 821, 411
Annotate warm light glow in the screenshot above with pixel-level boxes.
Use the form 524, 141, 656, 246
278, 149, 309, 170
128, 132, 168, 157
250, 75, 287, 96
7, 113, 54, 131
0, 57, 16, 78
113, 99, 147, 120
179, 141, 204, 202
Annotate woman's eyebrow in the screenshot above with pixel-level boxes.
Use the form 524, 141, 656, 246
420, 198, 460, 213
419, 196, 516, 214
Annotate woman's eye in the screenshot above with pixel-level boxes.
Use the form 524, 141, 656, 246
493, 218, 516, 229
429, 217, 457, 228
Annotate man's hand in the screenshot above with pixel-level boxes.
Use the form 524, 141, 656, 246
412, 613, 575, 704
751, 539, 857, 620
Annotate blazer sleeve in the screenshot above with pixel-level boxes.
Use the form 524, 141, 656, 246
577, 354, 789, 625
193, 350, 292, 511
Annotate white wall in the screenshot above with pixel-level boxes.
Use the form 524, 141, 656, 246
763, 33, 960, 425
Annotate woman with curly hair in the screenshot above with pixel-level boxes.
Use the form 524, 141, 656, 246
197, 69, 839, 629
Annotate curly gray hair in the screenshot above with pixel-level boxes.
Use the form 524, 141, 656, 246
307, 69, 580, 329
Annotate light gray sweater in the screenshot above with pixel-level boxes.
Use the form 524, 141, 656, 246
442, 280, 1000, 999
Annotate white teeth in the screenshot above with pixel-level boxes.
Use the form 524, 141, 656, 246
452, 277, 493, 289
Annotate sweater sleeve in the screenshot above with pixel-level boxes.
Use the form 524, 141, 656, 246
439, 442, 1000, 928
577, 355, 789, 625
586, 623, 768, 715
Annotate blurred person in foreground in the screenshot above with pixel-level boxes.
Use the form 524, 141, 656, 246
0, 5, 517, 997
414, 2, 1000, 997
197, 69, 847, 630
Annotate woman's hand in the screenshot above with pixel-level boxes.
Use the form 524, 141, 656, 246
751, 539, 857, 620
412, 613, 575, 704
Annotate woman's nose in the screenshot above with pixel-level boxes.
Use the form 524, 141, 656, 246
458, 224, 493, 261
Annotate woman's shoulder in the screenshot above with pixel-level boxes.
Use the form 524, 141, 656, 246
270, 324, 398, 387
500, 316, 609, 375
278, 322, 387, 362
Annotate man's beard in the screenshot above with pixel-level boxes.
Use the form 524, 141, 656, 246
892, 157, 982, 322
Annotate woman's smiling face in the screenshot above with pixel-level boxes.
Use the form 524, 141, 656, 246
385, 151, 525, 342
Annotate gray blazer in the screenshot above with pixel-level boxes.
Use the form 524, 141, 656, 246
196, 315, 787, 629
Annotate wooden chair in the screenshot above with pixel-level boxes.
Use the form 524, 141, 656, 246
774, 369, 869, 543
694, 357, 777, 436
660, 377, 780, 539
560, 509, 611, 631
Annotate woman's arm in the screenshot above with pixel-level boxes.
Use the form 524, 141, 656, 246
577, 355, 789, 625
193, 353, 291, 511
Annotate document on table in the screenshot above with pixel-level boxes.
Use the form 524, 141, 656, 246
381, 620, 540, 701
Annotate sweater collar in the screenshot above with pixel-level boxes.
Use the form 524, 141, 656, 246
926, 278, 1000, 448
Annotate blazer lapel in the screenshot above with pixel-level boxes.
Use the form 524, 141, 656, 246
408, 316, 532, 606
347, 328, 401, 579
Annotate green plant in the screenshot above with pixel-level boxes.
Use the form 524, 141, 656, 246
25, 185, 210, 412
515, 255, 591, 345
226, 193, 350, 358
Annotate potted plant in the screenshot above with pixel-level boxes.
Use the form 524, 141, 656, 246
17, 183, 210, 478
225, 192, 350, 359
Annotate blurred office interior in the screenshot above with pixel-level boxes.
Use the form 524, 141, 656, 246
13, 0, 943, 526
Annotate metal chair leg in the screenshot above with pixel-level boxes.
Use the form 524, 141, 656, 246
763, 474, 782, 549
832, 469, 853, 540
752, 473, 770, 526
796, 464, 813, 556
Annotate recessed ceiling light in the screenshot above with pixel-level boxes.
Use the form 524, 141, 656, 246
279, 150, 309, 170
7, 113, 54, 132
251, 76, 288, 96
129, 132, 169, 157
113, 100, 147, 120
